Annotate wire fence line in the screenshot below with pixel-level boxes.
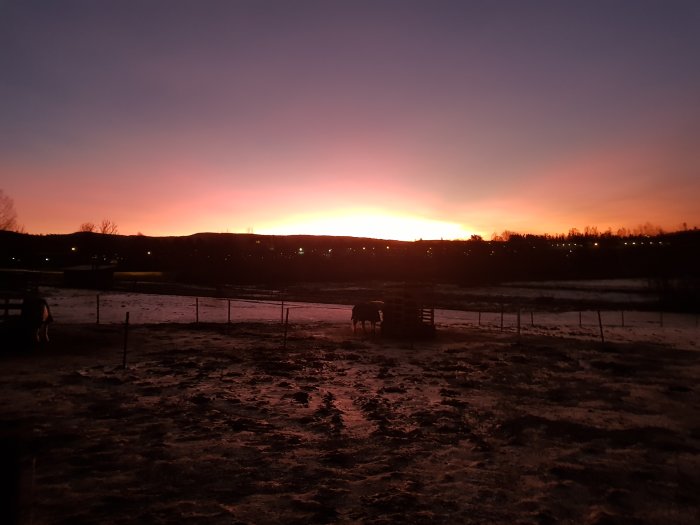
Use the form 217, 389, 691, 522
47, 291, 353, 325
437, 308, 699, 350
437, 308, 699, 330
46, 289, 699, 333
38, 288, 700, 352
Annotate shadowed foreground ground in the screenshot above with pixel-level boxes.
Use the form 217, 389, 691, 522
1, 322, 699, 524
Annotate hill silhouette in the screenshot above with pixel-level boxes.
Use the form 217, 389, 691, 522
1, 229, 698, 298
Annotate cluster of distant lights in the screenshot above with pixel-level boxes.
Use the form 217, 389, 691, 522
73, 247, 153, 255
10, 246, 154, 261
7, 240, 669, 264
297, 246, 394, 255
552, 241, 665, 247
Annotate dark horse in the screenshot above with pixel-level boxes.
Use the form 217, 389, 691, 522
20, 291, 53, 345
351, 301, 384, 334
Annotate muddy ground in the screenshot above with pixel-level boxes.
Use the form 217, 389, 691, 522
1, 321, 699, 524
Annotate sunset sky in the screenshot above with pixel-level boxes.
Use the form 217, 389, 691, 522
2, 0, 699, 240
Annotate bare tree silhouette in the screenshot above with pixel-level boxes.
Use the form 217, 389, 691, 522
78, 220, 118, 234
99, 219, 118, 235
0, 189, 21, 231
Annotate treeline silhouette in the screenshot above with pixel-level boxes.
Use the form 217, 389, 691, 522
2, 228, 698, 293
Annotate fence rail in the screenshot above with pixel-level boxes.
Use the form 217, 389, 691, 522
46, 290, 699, 325
47, 290, 351, 325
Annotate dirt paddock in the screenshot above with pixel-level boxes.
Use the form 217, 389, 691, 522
1, 321, 699, 524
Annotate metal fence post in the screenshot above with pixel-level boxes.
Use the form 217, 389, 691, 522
283, 308, 290, 349
123, 312, 130, 369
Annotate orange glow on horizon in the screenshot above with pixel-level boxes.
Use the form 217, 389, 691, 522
256, 211, 474, 241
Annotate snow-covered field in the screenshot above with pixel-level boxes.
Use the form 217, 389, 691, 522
3, 283, 699, 524
43, 286, 698, 350
440, 278, 659, 306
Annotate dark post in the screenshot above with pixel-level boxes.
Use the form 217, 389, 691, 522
281, 295, 285, 325
122, 312, 130, 369
597, 310, 605, 346
579, 311, 582, 328
96, 294, 100, 325
530, 310, 534, 327
500, 304, 504, 332
196, 297, 199, 324
621, 310, 625, 327
227, 299, 231, 324
478, 310, 481, 326
516, 308, 521, 343
283, 308, 290, 349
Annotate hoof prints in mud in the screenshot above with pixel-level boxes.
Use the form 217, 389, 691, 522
499, 414, 696, 453
2, 324, 700, 524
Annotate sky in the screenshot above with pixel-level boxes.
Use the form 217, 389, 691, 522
1, 0, 699, 241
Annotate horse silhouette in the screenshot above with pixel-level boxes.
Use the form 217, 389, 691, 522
20, 291, 53, 344
351, 301, 383, 334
